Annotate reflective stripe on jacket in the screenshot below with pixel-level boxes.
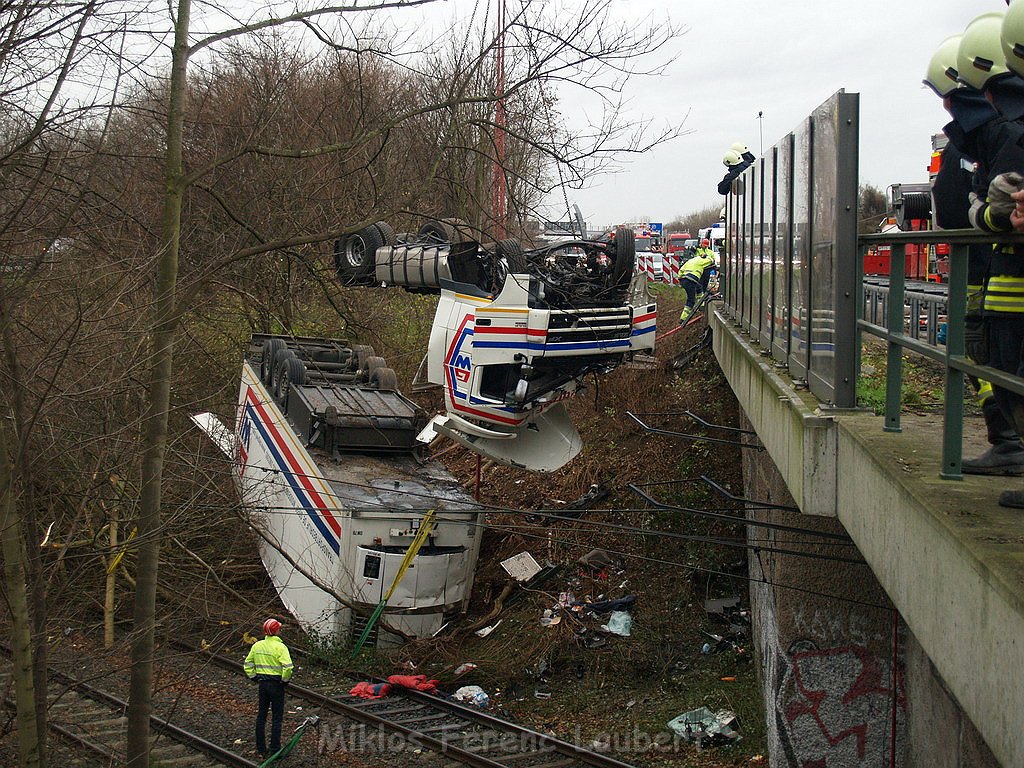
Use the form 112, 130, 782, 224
679, 250, 716, 282
983, 274, 1024, 314
244, 635, 294, 681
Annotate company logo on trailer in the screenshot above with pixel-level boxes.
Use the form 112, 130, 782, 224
236, 412, 252, 472
445, 315, 475, 398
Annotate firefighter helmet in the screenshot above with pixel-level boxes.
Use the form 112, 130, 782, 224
730, 141, 749, 154
958, 11, 1009, 90
700, 238, 711, 248
263, 618, 281, 635
924, 35, 963, 97
722, 149, 742, 167
1002, 0, 1024, 77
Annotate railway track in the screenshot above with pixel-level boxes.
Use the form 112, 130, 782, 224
0, 644, 258, 768
172, 640, 637, 768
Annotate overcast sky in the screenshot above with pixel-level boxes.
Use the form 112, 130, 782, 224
386, 0, 1003, 228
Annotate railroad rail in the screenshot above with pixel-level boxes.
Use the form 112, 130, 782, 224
172, 640, 637, 768
0, 644, 257, 768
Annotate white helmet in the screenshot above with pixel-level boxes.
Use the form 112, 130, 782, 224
958, 11, 1009, 90
730, 141, 749, 154
722, 149, 742, 167
924, 35, 963, 97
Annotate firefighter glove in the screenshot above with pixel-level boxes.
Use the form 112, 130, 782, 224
964, 315, 989, 365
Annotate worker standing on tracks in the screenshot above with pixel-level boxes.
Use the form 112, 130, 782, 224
678, 241, 718, 326
244, 618, 294, 758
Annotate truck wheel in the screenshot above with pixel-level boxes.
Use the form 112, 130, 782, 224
351, 344, 376, 373
270, 349, 296, 398
261, 338, 286, 383
374, 220, 398, 246
336, 224, 384, 283
418, 219, 457, 244
612, 226, 635, 287
364, 355, 387, 380
371, 367, 398, 390
497, 239, 528, 275
276, 356, 307, 405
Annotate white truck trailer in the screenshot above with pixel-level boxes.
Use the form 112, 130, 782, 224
195, 334, 483, 647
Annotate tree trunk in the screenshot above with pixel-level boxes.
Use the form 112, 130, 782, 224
0, 422, 40, 768
0, 269, 47, 768
124, 0, 190, 763
104, 516, 117, 649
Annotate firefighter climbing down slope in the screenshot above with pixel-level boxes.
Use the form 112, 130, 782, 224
678, 240, 718, 326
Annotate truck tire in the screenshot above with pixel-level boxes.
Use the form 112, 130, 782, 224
496, 239, 528, 276
262, 338, 286, 383
374, 220, 398, 246
270, 349, 296, 398
336, 224, 384, 283
364, 355, 387, 380
276, 356, 307, 405
418, 219, 458, 244
351, 344, 376, 373
370, 366, 398, 390
612, 226, 635, 287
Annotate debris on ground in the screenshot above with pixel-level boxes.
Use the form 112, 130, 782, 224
666, 707, 741, 747
453, 685, 489, 707
349, 681, 391, 699
474, 620, 502, 638
600, 610, 632, 636
452, 662, 478, 676
501, 552, 543, 581
386, 674, 439, 693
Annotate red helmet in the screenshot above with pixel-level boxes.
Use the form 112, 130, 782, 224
700, 238, 711, 247
263, 618, 281, 636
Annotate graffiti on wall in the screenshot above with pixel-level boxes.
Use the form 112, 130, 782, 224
774, 641, 905, 767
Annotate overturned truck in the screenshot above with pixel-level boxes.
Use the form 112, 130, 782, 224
334, 220, 657, 472
194, 334, 482, 646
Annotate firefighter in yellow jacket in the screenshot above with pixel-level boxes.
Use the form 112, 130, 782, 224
244, 618, 294, 757
678, 241, 718, 325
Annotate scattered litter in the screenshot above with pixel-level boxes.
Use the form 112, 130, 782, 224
576, 629, 608, 649
720, 676, 736, 682
501, 552, 542, 582
475, 620, 502, 638
667, 707, 741, 746
533, 685, 552, 699
453, 685, 489, 707
704, 596, 741, 615
452, 663, 478, 676
399, 660, 418, 670
600, 610, 632, 636
539, 609, 562, 627
556, 591, 576, 608
350, 681, 392, 699
585, 595, 637, 615
578, 549, 615, 571
702, 643, 713, 655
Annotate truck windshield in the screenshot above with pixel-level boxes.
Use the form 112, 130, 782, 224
635, 237, 652, 252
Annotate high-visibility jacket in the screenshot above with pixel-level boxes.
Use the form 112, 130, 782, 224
244, 635, 293, 681
679, 250, 716, 286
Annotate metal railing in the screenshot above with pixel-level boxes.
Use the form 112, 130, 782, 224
858, 228, 1024, 479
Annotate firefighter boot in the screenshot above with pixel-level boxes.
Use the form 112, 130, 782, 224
962, 441, 1024, 475
679, 306, 694, 326
999, 488, 1024, 509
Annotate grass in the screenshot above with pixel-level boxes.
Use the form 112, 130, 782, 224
857, 338, 950, 414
